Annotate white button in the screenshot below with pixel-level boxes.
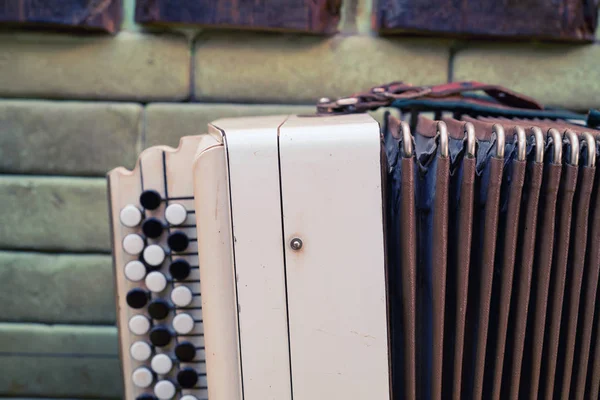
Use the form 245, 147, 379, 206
130, 341, 152, 361
165, 203, 187, 226
146, 271, 168, 293
123, 234, 144, 255
124, 260, 146, 282
132, 367, 154, 388
143, 244, 166, 266
171, 286, 193, 307
180, 396, 199, 400
151, 353, 173, 374
172, 313, 195, 334
120, 204, 143, 227
128, 315, 151, 335
154, 380, 176, 400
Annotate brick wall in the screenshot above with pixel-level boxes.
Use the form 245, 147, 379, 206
0, 0, 598, 398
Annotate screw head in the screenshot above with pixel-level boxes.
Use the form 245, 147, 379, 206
290, 238, 303, 251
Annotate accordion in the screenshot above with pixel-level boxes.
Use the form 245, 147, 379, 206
108, 82, 600, 400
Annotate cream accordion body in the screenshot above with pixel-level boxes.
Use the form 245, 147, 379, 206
108, 113, 392, 400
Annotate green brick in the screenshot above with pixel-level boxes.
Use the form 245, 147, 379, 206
194, 33, 450, 103
145, 103, 315, 148
0, 323, 118, 355
0, 323, 120, 398
145, 103, 392, 148
0, 176, 109, 252
0, 32, 190, 101
0, 252, 115, 324
453, 43, 600, 110
0, 101, 142, 176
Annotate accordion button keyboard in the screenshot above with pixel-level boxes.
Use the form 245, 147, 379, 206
124, 260, 146, 282
149, 326, 172, 347
174, 341, 196, 362
170, 286, 192, 307
126, 288, 149, 309
139, 190, 162, 210
130, 341, 152, 362
169, 259, 190, 280
142, 218, 164, 239
147, 299, 170, 320
154, 380, 176, 400
172, 313, 194, 335
143, 245, 166, 267
132, 367, 154, 388
151, 353, 173, 375
177, 367, 198, 389
120, 205, 143, 227
129, 315, 151, 335
145, 271, 167, 293
167, 231, 189, 252
165, 203, 187, 226
180, 395, 198, 400
123, 234, 145, 255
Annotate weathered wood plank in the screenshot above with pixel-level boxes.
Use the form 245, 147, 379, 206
0, 176, 110, 253
375, 0, 598, 41
0, 323, 121, 398
0, 0, 122, 33
135, 0, 341, 34
0, 252, 115, 324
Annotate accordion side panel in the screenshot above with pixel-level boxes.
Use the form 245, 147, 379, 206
491, 159, 526, 400
279, 114, 391, 400
523, 162, 562, 399
432, 155, 450, 400
400, 157, 417, 400
574, 170, 600, 399
193, 137, 244, 400
472, 156, 504, 400
452, 156, 477, 400
540, 164, 578, 400
560, 166, 595, 400
217, 116, 293, 400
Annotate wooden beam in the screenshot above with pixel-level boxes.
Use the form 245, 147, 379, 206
135, 0, 341, 34
375, 0, 598, 42
0, 0, 122, 33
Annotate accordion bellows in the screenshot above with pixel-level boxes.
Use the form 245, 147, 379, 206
385, 113, 600, 400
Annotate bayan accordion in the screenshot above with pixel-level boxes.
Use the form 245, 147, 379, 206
108, 82, 600, 400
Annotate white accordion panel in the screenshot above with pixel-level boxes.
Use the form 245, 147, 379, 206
194, 113, 391, 400
279, 114, 391, 400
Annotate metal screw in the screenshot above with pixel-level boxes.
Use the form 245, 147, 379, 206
290, 238, 303, 251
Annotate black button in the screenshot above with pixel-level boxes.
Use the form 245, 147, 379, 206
177, 367, 198, 388
142, 218, 164, 238
169, 259, 191, 280
148, 299, 170, 320
168, 231, 189, 252
140, 190, 162, 210
126, 288, 149, 309
136, 395, 157, 400
149, 326, 172, 347
175, 342, 196, 362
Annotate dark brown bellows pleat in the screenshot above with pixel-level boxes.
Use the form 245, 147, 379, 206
472, 156, 504, 400
432, 155, 450, 400
491, 159, 526, 400
527, 163, 563, 400
400, 156, 417, 400
574, 168, 600, 400
452, 156, 477, 400
509, 162, 556, 400
540, 164, 579, 400
560, 167, 595, 399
